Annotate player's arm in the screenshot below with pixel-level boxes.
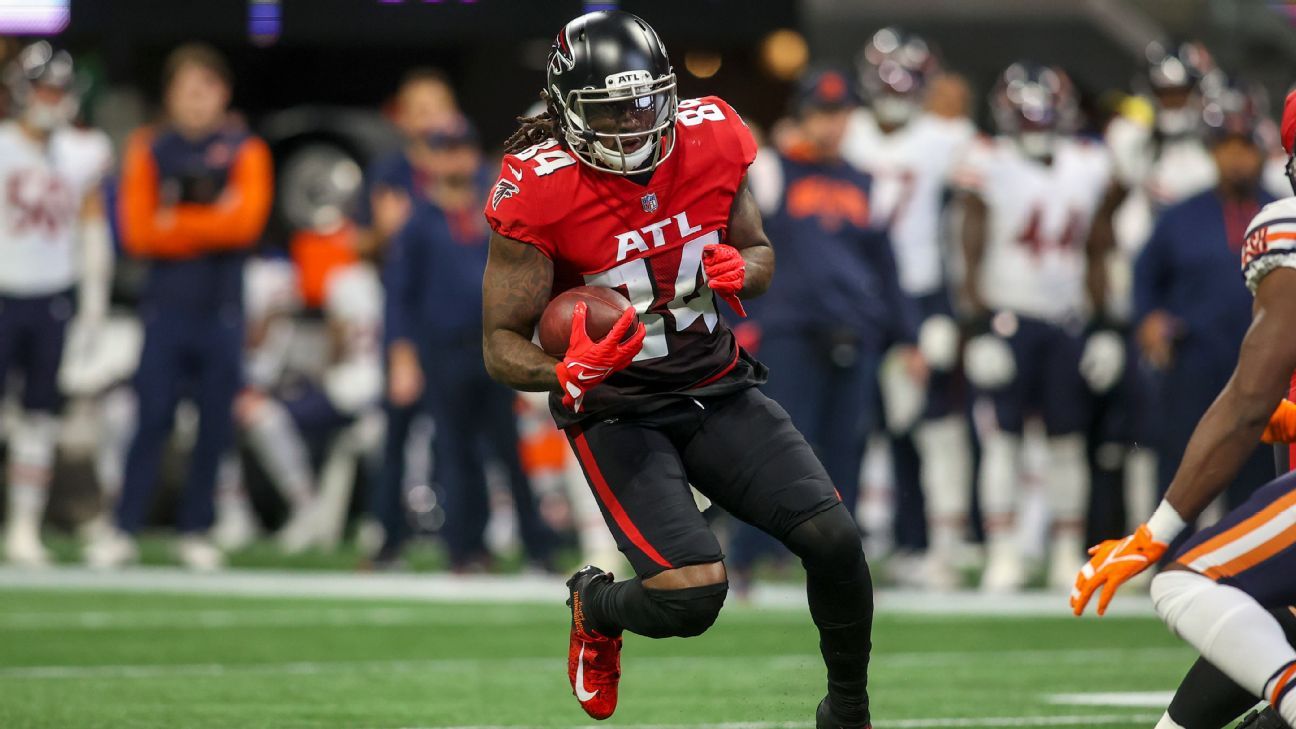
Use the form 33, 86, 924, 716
958, 191, 989, 316
481, 232, 561, 392
1162, 267, 1296, 519
1074, 268, 1296, 616
723, 176, 774, 298
1085, 182, 1124, 316
78, 189, 113, 325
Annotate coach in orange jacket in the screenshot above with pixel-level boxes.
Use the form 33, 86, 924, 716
90, 44, 272, 569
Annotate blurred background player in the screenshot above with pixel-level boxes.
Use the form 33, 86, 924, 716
1073, 88, 1296, 729
733, 68, 922, 594
0, 42, 113, 565
360, 68, 460, 567
1133, 79, 1278, 546
385, 118, 553, 572
841, 28, 976, 588
956, 62, 1115, 591
87, 43, 273, 570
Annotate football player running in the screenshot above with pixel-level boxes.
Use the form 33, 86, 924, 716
482, 11, 875, 727
956, 62, 1114, 591
1072, 90, 1296, 729
841, 28, 976, 589
0, 43, 113, 566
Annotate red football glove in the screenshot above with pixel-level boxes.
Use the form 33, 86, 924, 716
702, 243, 747, 318
556, 303, 645, 413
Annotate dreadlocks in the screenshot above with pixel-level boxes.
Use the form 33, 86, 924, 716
503, 92, 563, 154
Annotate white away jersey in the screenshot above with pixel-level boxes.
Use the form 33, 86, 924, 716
954, 136, 1112, 322
842, 110, 976, 296
0, 121, 112, 296
1105, 116, 1217, 257
1242, 196, 1296, 294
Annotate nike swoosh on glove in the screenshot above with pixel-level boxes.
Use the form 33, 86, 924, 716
702, 243, 747, 317
556, 303, 646, 413
1070, 524, 1167, 617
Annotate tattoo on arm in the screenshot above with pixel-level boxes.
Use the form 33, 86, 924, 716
481, 232, 560, 392
726, 176, 774, 298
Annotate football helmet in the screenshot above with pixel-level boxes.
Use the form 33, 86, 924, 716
1143, 40, 1221, 137
546, 10, 677, 175
4, 41, 79, 131
1200, 77, 1274, 150
856, 27, 938, 126
990, 61, 1077, 161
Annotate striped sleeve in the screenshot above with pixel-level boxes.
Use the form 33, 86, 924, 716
1242, 198, 1296, 293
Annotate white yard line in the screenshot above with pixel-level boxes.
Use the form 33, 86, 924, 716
0, 646, 1190, 680
0, 566, 1158, 617
1046, 691, 1177, 707
404, 715, 1163, 729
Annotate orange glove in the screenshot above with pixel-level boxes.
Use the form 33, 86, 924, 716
1263, 399, 1296, 444
1071, 524, 1168, 617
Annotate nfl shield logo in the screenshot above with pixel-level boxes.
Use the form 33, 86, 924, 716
641, 192, 659, 213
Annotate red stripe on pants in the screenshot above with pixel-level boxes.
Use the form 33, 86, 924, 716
571, 431, 674, 570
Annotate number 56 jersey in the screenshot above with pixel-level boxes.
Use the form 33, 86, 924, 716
485, 96, 762, 425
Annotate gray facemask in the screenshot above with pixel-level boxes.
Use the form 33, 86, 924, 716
1018, 130, 1056, 161
22, 100, 70, 132
874, 96, 917, 127
1156, 106, 1198, 137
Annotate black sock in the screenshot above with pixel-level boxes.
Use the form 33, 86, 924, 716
583, 577, 728, 639
785, 506, 874, 726
1167, 607, 1296, 728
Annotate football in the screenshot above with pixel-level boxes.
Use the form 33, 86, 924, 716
538, 286, 635, 357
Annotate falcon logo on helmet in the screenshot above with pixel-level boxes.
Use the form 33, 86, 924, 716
544, 10, 678, 176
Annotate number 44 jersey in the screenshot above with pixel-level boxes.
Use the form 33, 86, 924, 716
484, 96, 763, 425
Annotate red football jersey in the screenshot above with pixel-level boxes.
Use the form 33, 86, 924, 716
485, 96, 761, 425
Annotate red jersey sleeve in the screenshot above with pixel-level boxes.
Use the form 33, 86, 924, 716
690, 95, 758, 169
483, 153, 564, 258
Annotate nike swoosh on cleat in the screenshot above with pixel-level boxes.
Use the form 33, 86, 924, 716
575, 643, 600, 702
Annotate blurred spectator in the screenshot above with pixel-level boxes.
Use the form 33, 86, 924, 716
841, 29, 976, 589
87, 43, 273, 570
362, 69, 460, 566
731, 69, 922, 592
1133, 98, 1275, 532
0, 43, 113, 565
355, 68, 459, 258
383, 120, 553, 572
957, 62, 1113, 591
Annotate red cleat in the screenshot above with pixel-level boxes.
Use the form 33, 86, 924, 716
566, 566, 622, 720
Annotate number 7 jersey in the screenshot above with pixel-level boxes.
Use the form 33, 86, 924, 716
484, 96, 762, 425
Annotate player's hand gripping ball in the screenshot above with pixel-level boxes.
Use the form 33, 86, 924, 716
702, 243, 747, 317
540, 287, 645, 413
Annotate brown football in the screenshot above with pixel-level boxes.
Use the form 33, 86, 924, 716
538, 286, 635, 357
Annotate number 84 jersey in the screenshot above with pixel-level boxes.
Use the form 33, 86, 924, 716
484, 96, 763, 425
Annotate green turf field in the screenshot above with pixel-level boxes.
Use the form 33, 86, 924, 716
0, 573, 1235, 729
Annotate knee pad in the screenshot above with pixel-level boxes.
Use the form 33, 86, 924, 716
785, 504, 864, 575
1152, 570, 1218, 633
11, 412, 59, 469
643, 581, 728, 638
